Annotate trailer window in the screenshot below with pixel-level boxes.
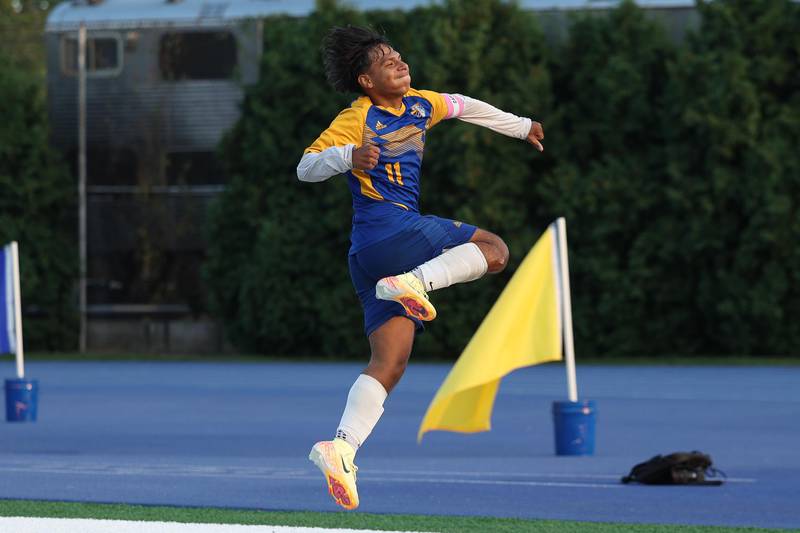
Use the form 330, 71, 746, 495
166, 152, 226, 185
61, 34, 122, 77
160, 32, 237, 81
68, 147, 138, 186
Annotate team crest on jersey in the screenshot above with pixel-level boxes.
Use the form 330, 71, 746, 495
410, 103, 427, 118
375, 120, 387, 130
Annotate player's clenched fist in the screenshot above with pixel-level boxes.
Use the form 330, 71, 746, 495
352, 144, 380, 170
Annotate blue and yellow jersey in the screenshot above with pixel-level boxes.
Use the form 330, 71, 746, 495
305, 88, 450, 253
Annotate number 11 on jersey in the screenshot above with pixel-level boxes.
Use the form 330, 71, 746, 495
385, 162, 404, 185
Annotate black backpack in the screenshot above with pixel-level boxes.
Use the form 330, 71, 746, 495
621, 451, 725, 485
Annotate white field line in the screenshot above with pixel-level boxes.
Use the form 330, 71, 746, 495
369, 469, 754, 483
0, 517, 434, 533
378, 476, 623, 489
0, 466, 619, 489
0, 463, 753, 487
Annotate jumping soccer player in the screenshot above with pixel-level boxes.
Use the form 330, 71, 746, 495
297, 26, 544, 510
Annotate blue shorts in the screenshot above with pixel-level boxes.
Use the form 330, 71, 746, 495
348, 215, 478, 337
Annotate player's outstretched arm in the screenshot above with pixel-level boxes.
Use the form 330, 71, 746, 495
443, 93, 544, 152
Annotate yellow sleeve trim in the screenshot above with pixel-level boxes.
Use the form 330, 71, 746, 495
414, 89, 449, 128
304, 100, 369, 153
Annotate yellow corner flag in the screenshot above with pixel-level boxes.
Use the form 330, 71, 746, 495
418, 223, 563, 441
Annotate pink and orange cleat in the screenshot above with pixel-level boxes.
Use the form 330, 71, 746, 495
308, 439, 359, 510
375, 272, 437, 321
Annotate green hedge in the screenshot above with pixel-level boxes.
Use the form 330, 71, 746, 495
206, 0, 800, 358
0, 54, 76, 351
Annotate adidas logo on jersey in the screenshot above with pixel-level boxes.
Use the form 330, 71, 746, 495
375, 121, 387, 130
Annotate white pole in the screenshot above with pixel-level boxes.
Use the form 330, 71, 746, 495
556, 218, 578, 402
10, 242, 24, 379
78, 23, 88, 353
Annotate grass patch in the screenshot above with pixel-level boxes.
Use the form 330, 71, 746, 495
0, 499, 794, 532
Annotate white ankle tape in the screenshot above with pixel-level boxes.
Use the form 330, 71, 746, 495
336, 374, 388, 449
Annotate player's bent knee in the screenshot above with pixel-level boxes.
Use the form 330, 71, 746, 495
472, 229, 510, 273
486, 237, 509, 273
497, 243, 510, 272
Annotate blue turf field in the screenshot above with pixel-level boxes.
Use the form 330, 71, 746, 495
0, 361, 798, 529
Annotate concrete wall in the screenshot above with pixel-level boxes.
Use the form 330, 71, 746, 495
87, 318, 234, 354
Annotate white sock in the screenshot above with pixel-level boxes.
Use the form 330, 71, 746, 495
411, 242, 488, 292
335, 374, 388, 452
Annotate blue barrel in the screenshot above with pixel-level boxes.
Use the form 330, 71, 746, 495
552, 400, 596, 455
5, 379, 38, 422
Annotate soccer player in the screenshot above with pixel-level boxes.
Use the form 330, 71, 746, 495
297, 26, 544, 510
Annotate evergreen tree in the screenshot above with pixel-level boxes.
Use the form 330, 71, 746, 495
663, 0, 800, 354
0, 54, 76, 350
205, 4, 369, 355
537, 1, 677, 356
206, 0, 800, 358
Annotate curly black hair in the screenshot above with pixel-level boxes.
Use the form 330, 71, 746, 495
322, 26, 391, 94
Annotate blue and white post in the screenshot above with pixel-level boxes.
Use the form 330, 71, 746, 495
551, 219, 596, 455
2, 242, 38, 422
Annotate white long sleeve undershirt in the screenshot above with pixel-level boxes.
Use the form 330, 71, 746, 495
454, 94, 532, 140
296, 94, 532, 183
296, 144, 353, 183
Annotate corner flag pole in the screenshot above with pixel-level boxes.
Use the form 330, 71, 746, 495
10, 242, 24, 379
78, 22, 88, 353
556, 218, 577, 402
